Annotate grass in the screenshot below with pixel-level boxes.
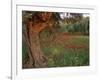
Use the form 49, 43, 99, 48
40, 32, 89, 67
41, 44, 89, 67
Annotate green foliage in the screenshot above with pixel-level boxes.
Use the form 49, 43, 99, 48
59, 17, 89, 35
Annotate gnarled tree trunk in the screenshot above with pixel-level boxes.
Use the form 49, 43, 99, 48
28, 22, 48, 68
23, 12, 54, 68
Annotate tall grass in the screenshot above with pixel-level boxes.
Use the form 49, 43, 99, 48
40, 33, 89, 67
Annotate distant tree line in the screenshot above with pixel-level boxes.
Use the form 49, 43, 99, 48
59, 17, 89, 35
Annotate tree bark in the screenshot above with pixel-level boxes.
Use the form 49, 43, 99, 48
29, 31, 47, 67
22, 24, 34, 68
27, 22, 47, 68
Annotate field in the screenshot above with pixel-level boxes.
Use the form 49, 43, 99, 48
23, 33, 89, 67
40, 32, 89, 67
23, 32, 89, 67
